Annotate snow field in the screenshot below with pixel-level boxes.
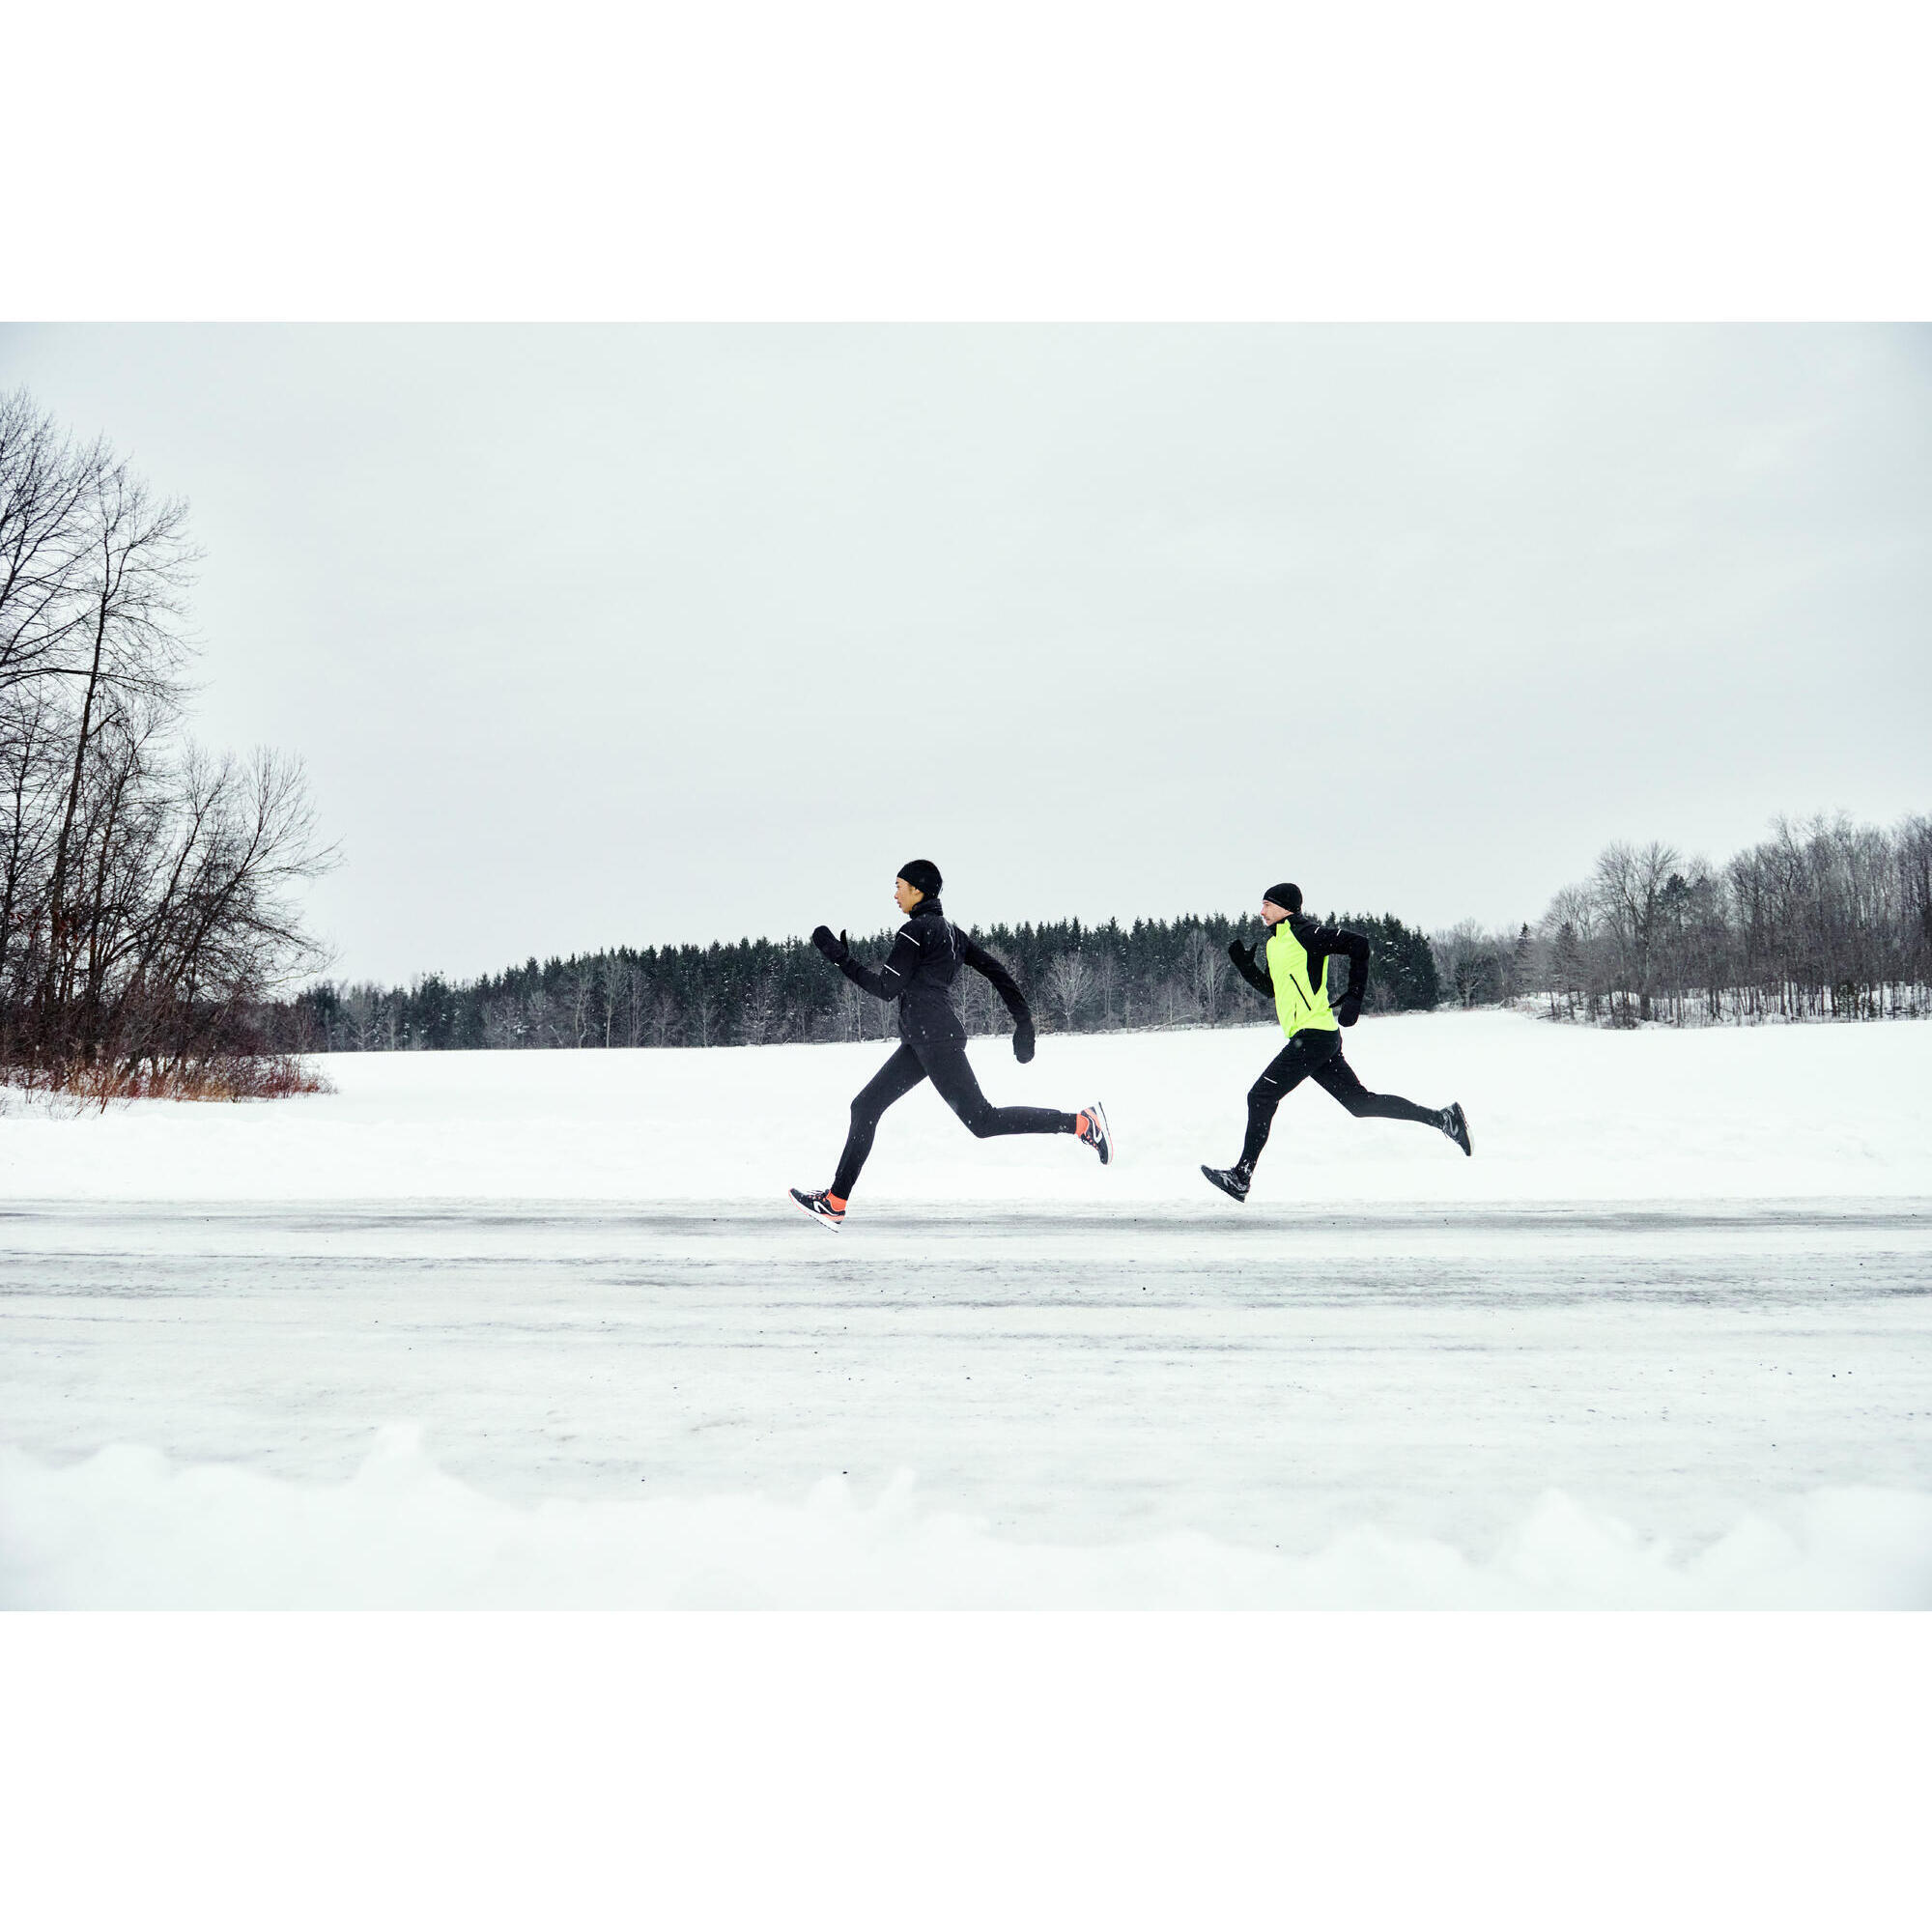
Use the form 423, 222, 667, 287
4, 1011, 1929, 1606
3, 1008, 1929, 1207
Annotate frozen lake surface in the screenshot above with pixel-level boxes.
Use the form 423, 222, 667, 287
5, 1196, 1929, 1607
4, 1014, 1930, 1605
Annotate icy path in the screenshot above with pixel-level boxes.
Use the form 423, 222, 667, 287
4, 1198, 1929, 1605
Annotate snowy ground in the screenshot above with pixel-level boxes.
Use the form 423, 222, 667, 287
4, 1011, 1930, 1606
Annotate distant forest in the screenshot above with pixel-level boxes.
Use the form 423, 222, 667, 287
265, 911, 1441, 1054
264, 809, 1932, 1054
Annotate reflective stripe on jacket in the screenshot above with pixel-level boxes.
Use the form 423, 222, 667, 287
836, 898, 1033, 1044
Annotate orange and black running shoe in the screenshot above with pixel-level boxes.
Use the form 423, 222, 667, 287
788, 1187, 846, 1229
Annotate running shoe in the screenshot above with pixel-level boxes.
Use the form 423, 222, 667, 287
1077, 1101, 1113, 1165
1201, 1163, 1250, 1203
789, 1187, 846, 1229
1442, 1103, 1472, 1156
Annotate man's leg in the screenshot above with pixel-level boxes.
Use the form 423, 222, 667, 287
1313, 1047, 1451, 1128
1237, 1030, 1341, 1169
918, 1037, 1080, 1140
831, 1044, 929, 1200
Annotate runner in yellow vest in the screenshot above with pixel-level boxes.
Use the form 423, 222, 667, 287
1202, 881, 1471, 1203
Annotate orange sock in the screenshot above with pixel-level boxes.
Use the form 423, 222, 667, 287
827, 1193, 847, 1211
1073, 1112, 1089, 1136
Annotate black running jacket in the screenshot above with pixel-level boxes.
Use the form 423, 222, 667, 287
835, 898, 1033, 1044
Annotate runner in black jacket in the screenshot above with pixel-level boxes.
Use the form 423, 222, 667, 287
790, 859, 1111, 1227
1202, 881, 1471, 1203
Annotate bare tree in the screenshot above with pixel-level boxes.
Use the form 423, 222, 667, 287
0, 391, 104, 699
3, 394, 343, 1088
0, 682, 61, 987
1181, 927, 1229, 1023
597, 957, 626, 1048
1591, 839, 1680, 1022
339, 984, 386, 1052
1155, 973, 1193, 1028
481, 997, 524, 1050
624, 962, 644, 1047
1042, 950, 1094, 1030
522, 983, 553, 1046
740, 958, 785, 1045
647, 983, 681, 1048
556, 962, 594, 1046
1092, 951, 1120, 1029
38, 465, 196, 1021
690, 984, 718, 1049
1432, 922, 1502, 1009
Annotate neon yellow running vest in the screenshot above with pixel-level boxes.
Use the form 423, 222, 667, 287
1266, 922, 1338, 1037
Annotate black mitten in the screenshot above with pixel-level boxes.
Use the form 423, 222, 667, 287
1337, 990, 1362, 1028
1013, 1020, 1036, 1064
1228, 940, 1255, 971
811, 924, 850, 964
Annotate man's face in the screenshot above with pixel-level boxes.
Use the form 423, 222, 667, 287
1261, 898, 1292, 926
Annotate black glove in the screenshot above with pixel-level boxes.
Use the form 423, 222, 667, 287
810, 924, 850, 964
1012, 1020, 1036, 1064
1337, 990, 1362, 1028
1229, 940, 1255, 972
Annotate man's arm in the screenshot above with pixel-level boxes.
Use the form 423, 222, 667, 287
960, 932, 1037, 1062
1228, 938, 1273, 996
1307, 922, 1372, 1024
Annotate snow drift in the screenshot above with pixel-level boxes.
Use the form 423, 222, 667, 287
6, 1426, 1929, 1610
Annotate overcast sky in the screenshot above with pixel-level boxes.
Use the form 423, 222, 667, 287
2, 324, 1926, 985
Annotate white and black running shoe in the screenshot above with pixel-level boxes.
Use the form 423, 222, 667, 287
788, 1187, 846, 1229
1077, 1101, 1113, 1165
1201, 1163, 1250, 1203
1443, 1103, 1472, 1156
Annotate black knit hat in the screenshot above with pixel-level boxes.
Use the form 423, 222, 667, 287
897, 859, 943, 898
1263, 881, 1302, 913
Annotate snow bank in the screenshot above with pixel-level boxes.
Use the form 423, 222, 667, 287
3, 1009, 1930, 1207
6, 1426, 1927, 1609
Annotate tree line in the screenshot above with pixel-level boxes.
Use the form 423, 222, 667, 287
267, 807, 1932, 1058
0, 390, 331, 1095
267, 910, 1442, 1054
1431, 812, 1932, 1026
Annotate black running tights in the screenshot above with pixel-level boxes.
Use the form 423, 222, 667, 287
1239, 1029, 1441, 1168
833, 1039, 1078, 1199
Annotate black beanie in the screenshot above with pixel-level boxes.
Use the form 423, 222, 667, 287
1264, 882, 1302, 913
898, 859, 943, 898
